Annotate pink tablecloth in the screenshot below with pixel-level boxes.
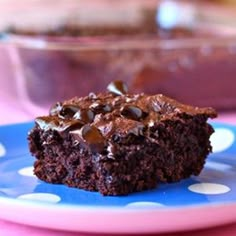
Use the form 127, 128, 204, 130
0, 47, 236, 236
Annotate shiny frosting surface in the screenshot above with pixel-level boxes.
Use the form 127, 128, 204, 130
35, 81, 217, 148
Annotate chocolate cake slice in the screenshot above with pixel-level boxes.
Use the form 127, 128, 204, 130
28, 81, 217, 195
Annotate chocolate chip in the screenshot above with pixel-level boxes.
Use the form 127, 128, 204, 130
90, 103, 112, 114
35, 117, 60, 130
60, 120, 85, 133
59, 105, 80, 119
81, 124, 105, 153
49, 102, 62, 116
120, 105, 146, 121
73, 109, 94, 123
35, 116, 84, 133
107, 80, 128, 95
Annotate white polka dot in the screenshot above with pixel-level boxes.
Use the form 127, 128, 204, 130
18, 166, 35, 177
17, 193, 61, 203
210, 128, 235, 153
0, 143, 6, 157
188, 183, 230, 195
205, 161, 232, 171
126, 201, 164, 209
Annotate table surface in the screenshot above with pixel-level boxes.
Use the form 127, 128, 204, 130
0, 46, 236, 236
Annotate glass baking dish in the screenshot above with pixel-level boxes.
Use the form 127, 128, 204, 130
1, 0, 236, 115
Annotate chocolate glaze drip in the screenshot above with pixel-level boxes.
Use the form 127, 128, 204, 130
70, 124, 105, 153
81, 125, 105, 153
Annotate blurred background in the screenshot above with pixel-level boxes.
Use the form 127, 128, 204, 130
1, 0, 236, 124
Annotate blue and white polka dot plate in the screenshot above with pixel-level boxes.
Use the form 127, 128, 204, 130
0, 121, 235, 234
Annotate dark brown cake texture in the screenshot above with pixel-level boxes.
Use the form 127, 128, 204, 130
28, 81, 217, 195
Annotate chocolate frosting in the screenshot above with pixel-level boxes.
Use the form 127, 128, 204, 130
35, 81, 217, 152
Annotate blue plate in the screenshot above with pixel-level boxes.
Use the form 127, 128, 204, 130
0, 121, 235, 233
